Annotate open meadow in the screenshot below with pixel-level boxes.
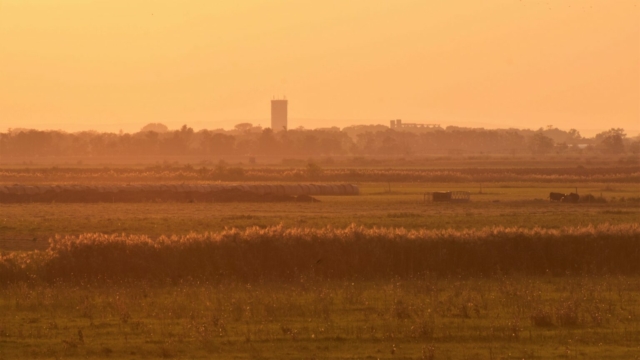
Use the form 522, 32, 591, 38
0, 181, 638, 252
1, 166, 639, 359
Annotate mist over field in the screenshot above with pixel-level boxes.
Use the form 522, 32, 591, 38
0, 124, 637, 164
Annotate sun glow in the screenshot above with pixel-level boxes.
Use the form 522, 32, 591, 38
1, 0, 638, 135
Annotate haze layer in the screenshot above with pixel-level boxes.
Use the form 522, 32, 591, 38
1, 0, 638, 135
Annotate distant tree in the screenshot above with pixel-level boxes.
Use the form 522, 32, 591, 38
257, 128, 280, 155
380, 134, 407, 155
596, 128, 626, 154
234, 123, 254, 133
8, 128, 31, 134
161, 125, 194, 155
567, 129, 581, 141
601, 136, 626, 154
140, 123, 168, 133
595, 128, 626, 141
302, 134, 319, 155
319, 136, 342, 155
208, 133, 235, 155
529, 132, 555, 154
541, 127, 579, 143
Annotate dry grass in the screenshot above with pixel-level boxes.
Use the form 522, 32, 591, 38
1, 277, 639, 359
1, 223, 638, 283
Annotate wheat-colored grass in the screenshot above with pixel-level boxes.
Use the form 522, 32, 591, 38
2, 223, 638, 283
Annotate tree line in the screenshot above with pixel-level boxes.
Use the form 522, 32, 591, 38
0, 123, 637, 158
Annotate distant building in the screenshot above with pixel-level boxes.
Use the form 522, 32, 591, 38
271, 99, 288, 131
390, 119, 439, 129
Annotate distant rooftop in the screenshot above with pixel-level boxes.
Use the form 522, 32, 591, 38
390, 119, 439, 129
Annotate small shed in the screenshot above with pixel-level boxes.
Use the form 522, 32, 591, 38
432, 191, 452, 202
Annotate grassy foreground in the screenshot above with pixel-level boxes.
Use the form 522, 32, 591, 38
1, 277, 639, 359
1, 224, 639, 358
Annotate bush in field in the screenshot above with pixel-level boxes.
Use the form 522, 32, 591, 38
1, 224, 638, 283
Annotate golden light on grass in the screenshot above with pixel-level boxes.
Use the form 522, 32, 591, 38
2, 223, 638, 282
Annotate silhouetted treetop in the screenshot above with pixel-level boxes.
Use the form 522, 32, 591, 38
0, 125, 630, 158
140, 123, 169, 133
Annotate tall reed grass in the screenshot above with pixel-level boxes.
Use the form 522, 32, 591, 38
1, 224, 638, 283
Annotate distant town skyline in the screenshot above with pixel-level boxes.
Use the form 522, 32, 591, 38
1, 1, 638, 138
6, 116, 635, 139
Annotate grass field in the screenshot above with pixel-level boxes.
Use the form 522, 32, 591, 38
1, 278, 639, 359
1, 179, 639, 359
1, 182, 638, 252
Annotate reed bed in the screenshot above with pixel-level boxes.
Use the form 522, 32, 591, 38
1, 224, 638, 283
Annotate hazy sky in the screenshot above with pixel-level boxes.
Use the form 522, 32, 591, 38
1, 0, 638, 136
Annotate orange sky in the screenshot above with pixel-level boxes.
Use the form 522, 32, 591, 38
1, 0, 638, 136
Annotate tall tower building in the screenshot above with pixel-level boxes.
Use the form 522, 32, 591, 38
271, 99, 288, 132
